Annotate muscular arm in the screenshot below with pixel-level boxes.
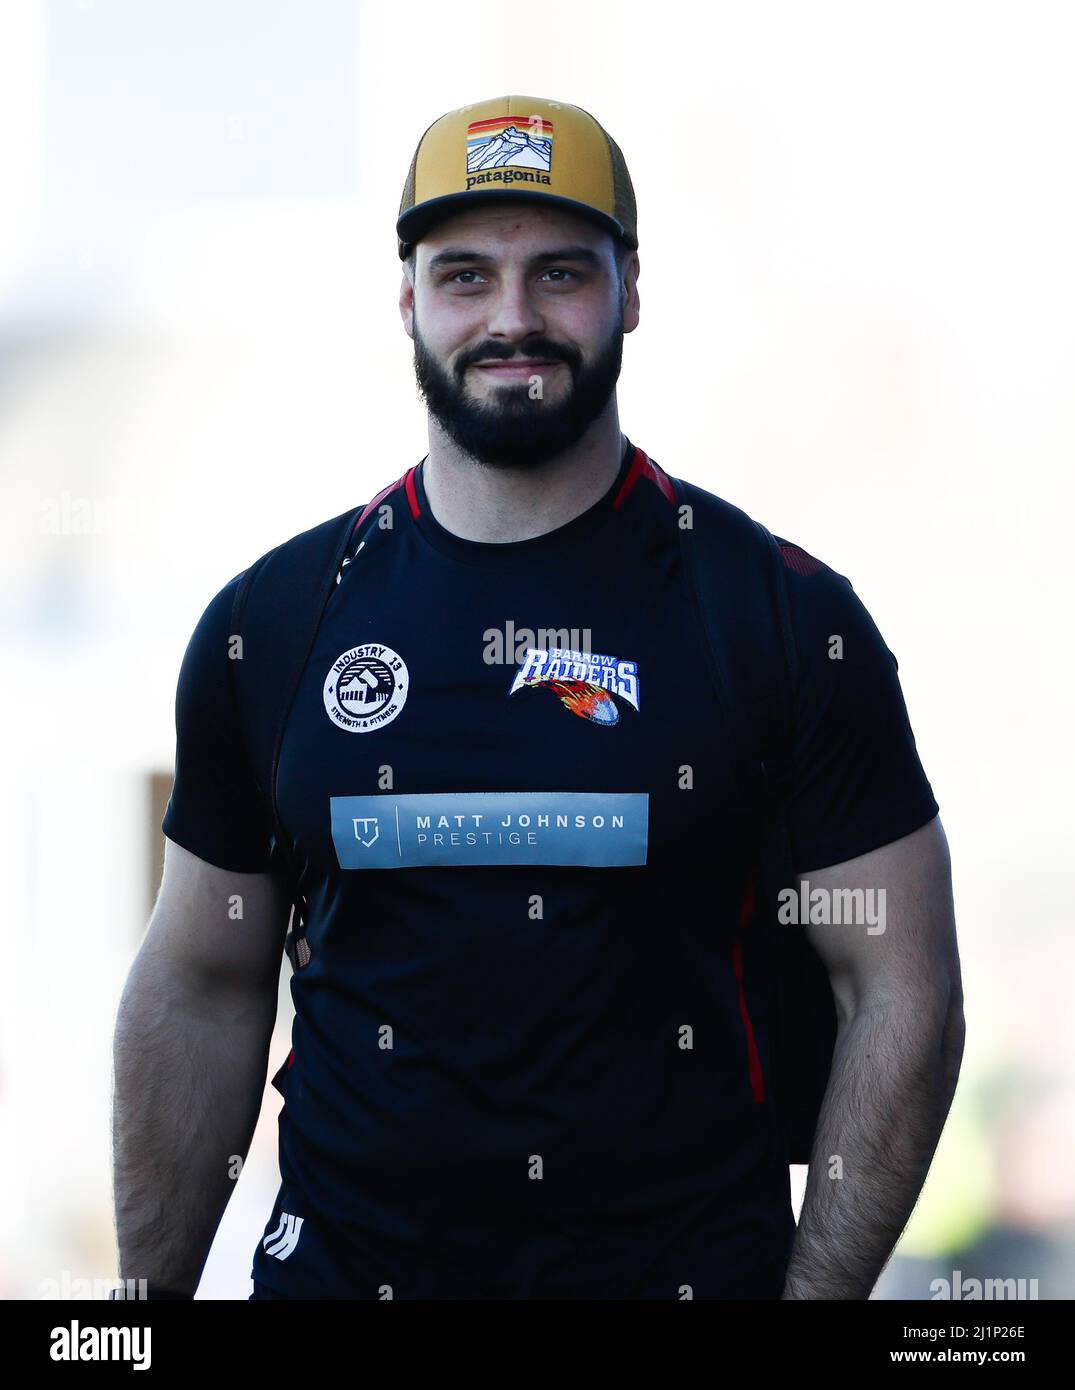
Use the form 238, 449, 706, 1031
111, 837, 291, 1294
780, 815, 964, 1300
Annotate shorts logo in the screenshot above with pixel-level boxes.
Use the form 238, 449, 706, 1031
324, 644, 409, 733
263, 1212, 303, 1260
509, 646, 639, 726
466, 115, 553, 191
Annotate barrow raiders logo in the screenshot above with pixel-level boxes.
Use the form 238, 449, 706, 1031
509, 646, 639, 726
324, 643, 409, 733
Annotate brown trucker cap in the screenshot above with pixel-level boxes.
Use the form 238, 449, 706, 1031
396, 94, 638, 261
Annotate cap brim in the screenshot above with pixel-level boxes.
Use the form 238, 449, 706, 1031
397, 190, 632, 258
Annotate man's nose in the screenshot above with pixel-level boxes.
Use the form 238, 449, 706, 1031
482, 276, 547, 341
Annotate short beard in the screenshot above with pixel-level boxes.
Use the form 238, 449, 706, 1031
411, 302, 624, 470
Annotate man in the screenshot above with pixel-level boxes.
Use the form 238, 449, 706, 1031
112, 95, 963, 1301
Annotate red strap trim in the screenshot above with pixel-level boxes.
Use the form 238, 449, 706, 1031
732, 871, 766, 1103
612, 446, 646, 509
643, 453, 677, 504
780, 543, 823, 577
286, 1047, 296, 1070
612, 447, 676, 510
353, 465, 421, 534
404, 465, 421, 519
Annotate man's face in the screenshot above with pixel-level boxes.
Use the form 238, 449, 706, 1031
399, 203, 640, 469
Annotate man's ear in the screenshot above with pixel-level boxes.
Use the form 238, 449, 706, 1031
622, 252, 641, 334
399, 268, 415, 339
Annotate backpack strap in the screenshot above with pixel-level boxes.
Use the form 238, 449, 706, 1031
670, 475, 836, 1164
670, 477, 796, 815
228, 503, 366, 954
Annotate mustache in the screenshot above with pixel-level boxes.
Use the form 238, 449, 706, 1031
459, 342, 580, 371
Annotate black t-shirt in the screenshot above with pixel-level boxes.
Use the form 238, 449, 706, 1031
162, 438, 939, 1299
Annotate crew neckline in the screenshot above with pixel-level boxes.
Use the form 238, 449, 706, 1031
411, 436, 637, 568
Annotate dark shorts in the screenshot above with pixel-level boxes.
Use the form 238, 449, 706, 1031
250, 1169, 795, 1300
249, 1229, 789, 1300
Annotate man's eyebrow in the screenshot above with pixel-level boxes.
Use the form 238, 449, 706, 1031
425, 246, 604, 273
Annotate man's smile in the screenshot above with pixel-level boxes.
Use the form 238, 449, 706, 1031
471, 359, 564, 378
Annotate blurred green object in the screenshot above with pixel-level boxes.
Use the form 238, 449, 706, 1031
899, 1086, 993, 1257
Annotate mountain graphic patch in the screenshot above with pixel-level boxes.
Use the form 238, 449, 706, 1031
466, 115, 553, 174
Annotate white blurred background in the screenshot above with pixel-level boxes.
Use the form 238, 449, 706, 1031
1, 0, 1072, 1299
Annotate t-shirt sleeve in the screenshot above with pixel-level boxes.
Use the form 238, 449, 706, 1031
777, 541, 940, 875
161, 572, 276, 873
